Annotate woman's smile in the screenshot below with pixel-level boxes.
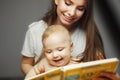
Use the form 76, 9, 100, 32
63, 13, 73, 23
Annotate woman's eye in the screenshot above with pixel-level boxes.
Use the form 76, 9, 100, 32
65, 2, 70, 6
65, 1, 71, 6
77, 7, 86, 11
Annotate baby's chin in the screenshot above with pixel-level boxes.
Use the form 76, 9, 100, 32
52, 62, 69, 67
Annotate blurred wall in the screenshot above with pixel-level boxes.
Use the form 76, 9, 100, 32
0, 0, 50, 78
95, 0, 120, 58
0, 0, 119, 78
95, 0, 120, 73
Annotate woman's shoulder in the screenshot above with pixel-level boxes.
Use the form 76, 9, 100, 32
28, 20, 47, 31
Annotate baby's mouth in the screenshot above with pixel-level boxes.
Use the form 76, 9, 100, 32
53, 58, 63, 63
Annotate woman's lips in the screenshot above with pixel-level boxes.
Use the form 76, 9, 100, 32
63, 14, 73, 23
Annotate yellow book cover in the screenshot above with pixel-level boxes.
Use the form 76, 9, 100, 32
25, 68, 62, 80
25, 58, 119, 80
62, 57, 119, 80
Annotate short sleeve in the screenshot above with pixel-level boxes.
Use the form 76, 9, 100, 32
21, 20, 48, 61
21, 22, 37, 57
21, 24, 35, 57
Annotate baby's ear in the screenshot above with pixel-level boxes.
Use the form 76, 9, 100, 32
70, 42, 73, 52
55, 0, 58, 5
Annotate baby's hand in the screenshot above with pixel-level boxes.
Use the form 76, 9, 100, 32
25, 68, 38, 79
25, 65, 45, 79
39, 65, 45, 73
33, 65, 45, 74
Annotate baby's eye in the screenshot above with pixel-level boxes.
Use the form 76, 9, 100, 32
57, 48, 64, 51
45, 50, 52, 54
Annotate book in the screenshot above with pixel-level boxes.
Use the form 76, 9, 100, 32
25, 57, 119, 80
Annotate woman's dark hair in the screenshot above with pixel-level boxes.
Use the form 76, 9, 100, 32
42, 0, 106, 62
42, 0, 57, 26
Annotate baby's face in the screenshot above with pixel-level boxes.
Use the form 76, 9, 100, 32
43, 32, 72, 67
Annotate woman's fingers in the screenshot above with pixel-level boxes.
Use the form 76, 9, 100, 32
92, 77, 110, 80
93, 72, 120, 80
99, 72, 120, 80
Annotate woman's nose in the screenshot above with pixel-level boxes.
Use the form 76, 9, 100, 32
68, 7, 76, 17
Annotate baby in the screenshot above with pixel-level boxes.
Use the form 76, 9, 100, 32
25, 25, 74, 79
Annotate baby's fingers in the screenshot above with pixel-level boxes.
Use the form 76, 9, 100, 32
33, 67, 40, 75
40, 65, 45, 73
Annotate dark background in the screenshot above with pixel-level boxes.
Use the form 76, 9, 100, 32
0, 0, 119, 79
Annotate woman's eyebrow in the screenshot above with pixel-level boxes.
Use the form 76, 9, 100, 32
65, 0, 72, 3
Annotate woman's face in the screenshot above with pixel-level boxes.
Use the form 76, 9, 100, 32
55, 0, 87, 27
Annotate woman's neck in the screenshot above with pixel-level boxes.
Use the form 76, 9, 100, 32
68, 26, 77, 35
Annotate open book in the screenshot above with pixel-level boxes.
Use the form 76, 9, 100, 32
25, 57, 119, 80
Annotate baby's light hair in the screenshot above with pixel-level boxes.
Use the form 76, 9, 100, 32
42, 25, 72, 42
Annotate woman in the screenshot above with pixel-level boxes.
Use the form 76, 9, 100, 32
21, 0, 120, 79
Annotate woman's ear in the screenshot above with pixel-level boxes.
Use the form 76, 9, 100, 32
55, 0, 58, 5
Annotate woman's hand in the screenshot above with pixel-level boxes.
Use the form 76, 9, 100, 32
92, 72, 120, 80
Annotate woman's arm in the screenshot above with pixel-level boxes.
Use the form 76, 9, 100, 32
21, 56, 35, 75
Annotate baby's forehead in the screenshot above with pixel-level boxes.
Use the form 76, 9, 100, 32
43, 25, 71, 41
43, 33, 70, 46
49, 32, 71, 42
